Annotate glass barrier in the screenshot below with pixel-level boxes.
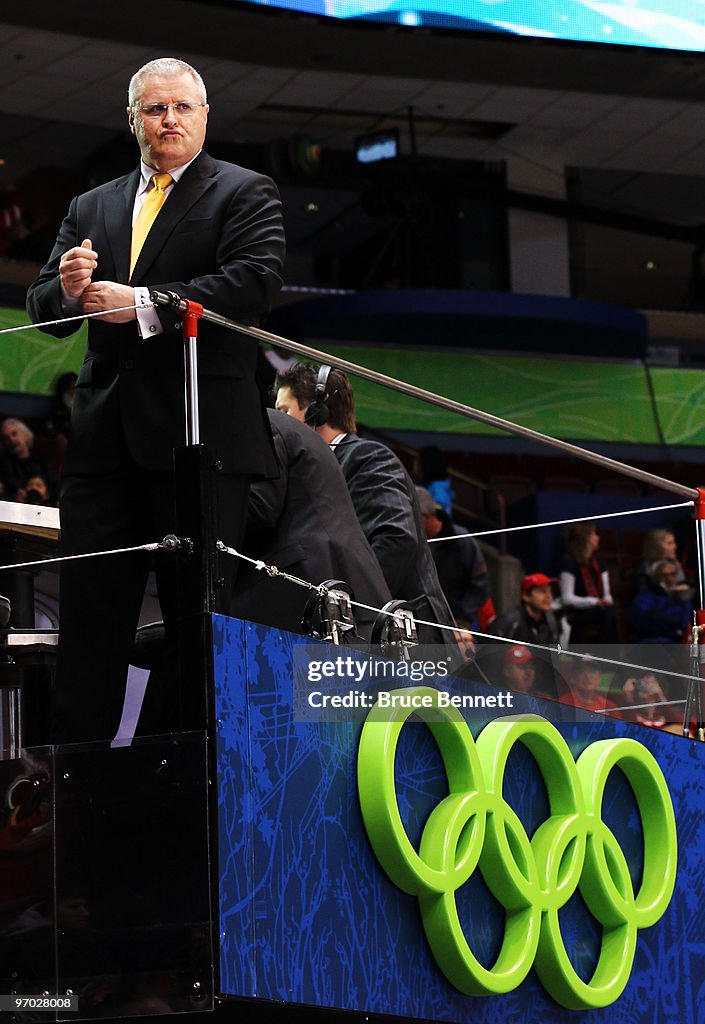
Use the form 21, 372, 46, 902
0, 732, 213, 1021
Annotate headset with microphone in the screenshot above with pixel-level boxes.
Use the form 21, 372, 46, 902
304, 364, 332, 427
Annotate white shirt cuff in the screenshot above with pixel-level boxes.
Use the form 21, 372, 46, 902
59, 282, 81, 313
135, 287, 163, 339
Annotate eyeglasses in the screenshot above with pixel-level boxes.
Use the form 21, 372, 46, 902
136, 102, 205, 118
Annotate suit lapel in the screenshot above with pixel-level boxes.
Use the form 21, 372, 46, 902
102, 168, 140, 284
130, 152, 218, 285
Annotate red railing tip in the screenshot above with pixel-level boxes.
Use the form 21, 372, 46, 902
695, 487, 705, 520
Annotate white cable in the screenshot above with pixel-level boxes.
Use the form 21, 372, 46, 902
217, 541, 702, 683
216, 541, 327, 595
0, 305, 139, 336
4, 296, 698, 713
9, 530, 692, 704
464, 624, 703, 685
352, 599, 705, 686
611, 699, 686, 713
428, 500, 694, 543
0, 540, 164, 572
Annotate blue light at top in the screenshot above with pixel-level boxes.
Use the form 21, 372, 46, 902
238, 0, 705, 52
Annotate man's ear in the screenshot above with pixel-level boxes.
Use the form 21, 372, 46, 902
127, 107, 135, 134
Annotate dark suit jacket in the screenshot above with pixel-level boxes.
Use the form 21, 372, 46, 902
332, 433, 456, 646
231, 411, 392, 637
431, 520, 489, 626
26, 151, 284, 478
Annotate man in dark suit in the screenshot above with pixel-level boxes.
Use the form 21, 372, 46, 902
231, 410, 391, 639
26, 58, 285, 743
274, 365, 457, 648
416, 486, 490, 630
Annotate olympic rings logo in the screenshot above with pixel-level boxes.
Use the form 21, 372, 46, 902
357, 687, 677, 1010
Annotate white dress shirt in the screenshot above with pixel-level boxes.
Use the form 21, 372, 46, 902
132, 153, 200, 338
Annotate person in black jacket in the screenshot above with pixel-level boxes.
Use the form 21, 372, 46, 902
416, 486, 489, 629
231, 410, 391, 639
26, 57, 285, 743
490, 573, 560, 647
274, 364, 456, 648
630, 560, 692, 644
484, 577, 561, 699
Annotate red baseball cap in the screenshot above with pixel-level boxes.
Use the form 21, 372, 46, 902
504, 644, 535, 666
521, 573, 558, 594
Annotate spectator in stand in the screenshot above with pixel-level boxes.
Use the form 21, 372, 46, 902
415, 446, 455, 518
502, 644, 538, 695
490, 573, 559, 646
630, 560, 692, 645
636, 529, 691, 597
559, 658, 617, 713
16, 475, 54, 506
0, 418, 58, 503
501, 644, 555, 700
609, 668, 678, 730
416, 486, 489, 630
560, 522, 617, 644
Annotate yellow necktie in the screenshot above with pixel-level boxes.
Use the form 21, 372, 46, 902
130, 172, 173, 276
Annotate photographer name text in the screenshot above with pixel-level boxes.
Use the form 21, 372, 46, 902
307, 689, 515, 709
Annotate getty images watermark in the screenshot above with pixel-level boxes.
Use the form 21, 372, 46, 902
293, 645, 516, 722
292, 641, 694, 727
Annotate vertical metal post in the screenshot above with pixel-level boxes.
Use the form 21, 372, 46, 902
685, 488, 705, 739
170, 298, 217, 728
696, 488, 705, 614
175, 298, 223, 1005
182, 302, 204, 446
172, 298, 217, 618
7, 688, 21, 758
184, 336, 200, 445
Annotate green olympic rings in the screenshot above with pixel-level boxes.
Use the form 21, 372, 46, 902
356, 686, 677, 1010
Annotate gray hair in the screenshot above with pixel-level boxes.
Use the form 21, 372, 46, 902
415, 486, 438, 517
1, 418, 33, 447
128, 58, 207, 106
649, 559, 675, 581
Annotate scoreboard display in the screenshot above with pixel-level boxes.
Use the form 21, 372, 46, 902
236, 1, 705, 51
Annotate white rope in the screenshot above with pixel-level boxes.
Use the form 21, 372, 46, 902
8, 532, 688, 704
0, 540, 164, 572
346, 596, 462, 636
610, 699, 686, 713
219, 541, 467, 633
3, 293, 698, 719
217, 541, 703, 688
428, 500, 695, 543
8, 531, 693, 704
0, 305, 139, 336
216, 541, 327, 596
465, 623, 704, 684
1, 309, 693, 700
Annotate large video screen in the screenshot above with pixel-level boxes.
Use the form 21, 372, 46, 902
239, 0, 705, 51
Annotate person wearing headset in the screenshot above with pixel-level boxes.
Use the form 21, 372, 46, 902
231, 408, 391, 639
274, 363, 457, 649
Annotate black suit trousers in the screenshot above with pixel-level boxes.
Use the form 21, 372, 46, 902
53, 450, 248, 744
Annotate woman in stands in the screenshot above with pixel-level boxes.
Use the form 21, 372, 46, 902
560, 522, 618, 644
637, 528, 691, 596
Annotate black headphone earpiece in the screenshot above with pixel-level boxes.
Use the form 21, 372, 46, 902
305, 365, 332, 427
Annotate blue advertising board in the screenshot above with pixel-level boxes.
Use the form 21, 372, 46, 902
215, 614, 705, 1022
